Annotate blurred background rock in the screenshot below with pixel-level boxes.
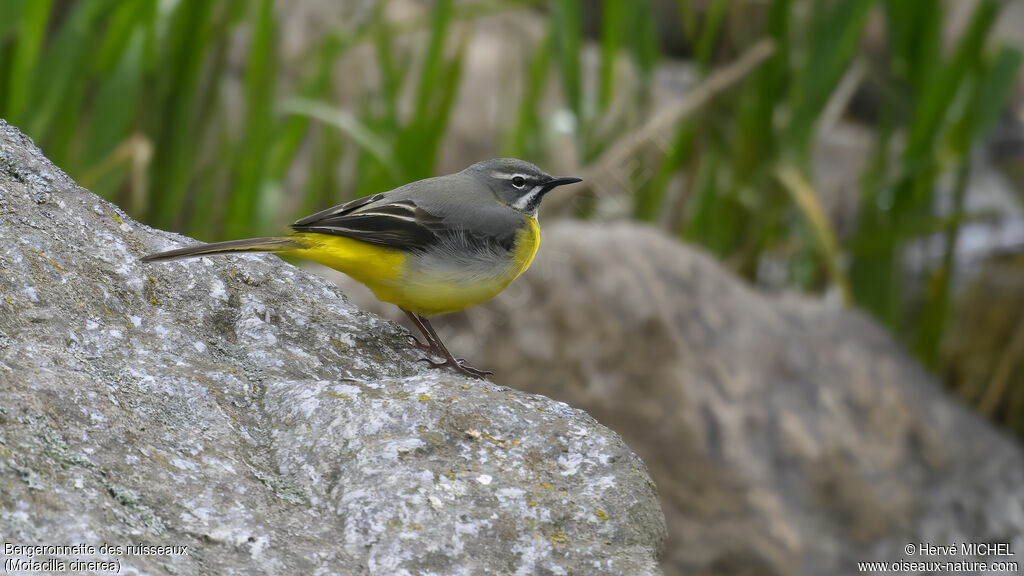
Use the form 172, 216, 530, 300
2, 0, 1023, 573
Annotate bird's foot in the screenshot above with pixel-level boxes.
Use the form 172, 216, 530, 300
406, 333, 434, 352
417, 356, 493, 379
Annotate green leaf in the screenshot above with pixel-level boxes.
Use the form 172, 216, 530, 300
268, 34, 345, 181
147, 0, 217, 230
695, 0, 728, 71
969, 47, 1022, 145
598, 0, 623, 110
503, 30, 552, 158
283, 99, 401, 180
226, 0, 278, 238
550, 0, 582, 142
783, 0, 874, 160
904, 0, 998, 159
5, 0, 53, 124
89, 29, 147, 169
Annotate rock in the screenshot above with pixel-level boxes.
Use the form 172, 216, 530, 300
371, 222, 1023, 576
0, 120, 666, 575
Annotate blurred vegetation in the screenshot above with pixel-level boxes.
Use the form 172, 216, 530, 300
0, 0, 1021, 434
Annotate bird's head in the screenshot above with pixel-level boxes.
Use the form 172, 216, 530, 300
464, 158, 582, 217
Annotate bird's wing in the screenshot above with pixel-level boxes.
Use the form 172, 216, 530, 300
290, 192, 447, 252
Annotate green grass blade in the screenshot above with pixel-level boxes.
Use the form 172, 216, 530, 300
396, 0, 461, 178
598, 0, 623, 110
682, 146, 718, 248
183, 1, 245, 237
0, 1, 26, 113
695, 0, 728, 72
283, 99, 401, 180
303, 125, 345, 216
0, 1, 25, 38
411, 0, 454, 123
635, 120, 696, 221
914, 44, 1021, 367
268, 34, 344, 181
732, 0, 789, 178
883, 0, 941, 93
783, 0, 874, 160
777, 165, 852, 303
89, 29, 147, 170
372, 1, 401, 133
147, 0, 216, 230
904, 0, 998, 160
226, 0, 278, 238
5, 0, 52, 124
968, 47, 1022, 146
502, 30, 553, 158
27, 0, 119, 167
676, 0, 697, 41
628, 0, 659, 78
550, 0, 582, 139
94, 0, 155, 71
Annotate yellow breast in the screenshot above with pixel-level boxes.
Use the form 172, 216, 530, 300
286, 219, 541, 317
510, 217, 542, 277
391, 217, 540, 316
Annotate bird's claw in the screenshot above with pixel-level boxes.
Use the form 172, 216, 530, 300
417, 356, 492, 379
417, 356, 447, 368
407, 333, 433, 351
455, 359, 493, 377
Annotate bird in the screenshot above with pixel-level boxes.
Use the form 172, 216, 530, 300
141, 158, 582, 379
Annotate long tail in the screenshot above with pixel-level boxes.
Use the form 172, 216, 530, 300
141, 237, 302, 262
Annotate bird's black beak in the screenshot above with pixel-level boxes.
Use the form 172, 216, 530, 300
543, 176, 583, 190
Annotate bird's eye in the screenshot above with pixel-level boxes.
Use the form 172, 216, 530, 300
511, 176, 526, 189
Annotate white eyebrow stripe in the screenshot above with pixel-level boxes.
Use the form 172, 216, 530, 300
491, 171, 528, 180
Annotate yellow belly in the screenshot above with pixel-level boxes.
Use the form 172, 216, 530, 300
287, 219, 540, 316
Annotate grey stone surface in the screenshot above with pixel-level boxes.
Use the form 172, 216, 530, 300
331, 222, 1024, 576
0, 120, 666, 575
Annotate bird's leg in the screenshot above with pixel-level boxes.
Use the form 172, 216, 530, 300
408, 312, 492, 379
402, 309, 437, 351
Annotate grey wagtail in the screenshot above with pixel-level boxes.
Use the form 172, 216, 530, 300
142, 158, 582, 379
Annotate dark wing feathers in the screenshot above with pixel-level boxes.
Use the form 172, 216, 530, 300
292, 193, 386, 227
291, 195, 447, 252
